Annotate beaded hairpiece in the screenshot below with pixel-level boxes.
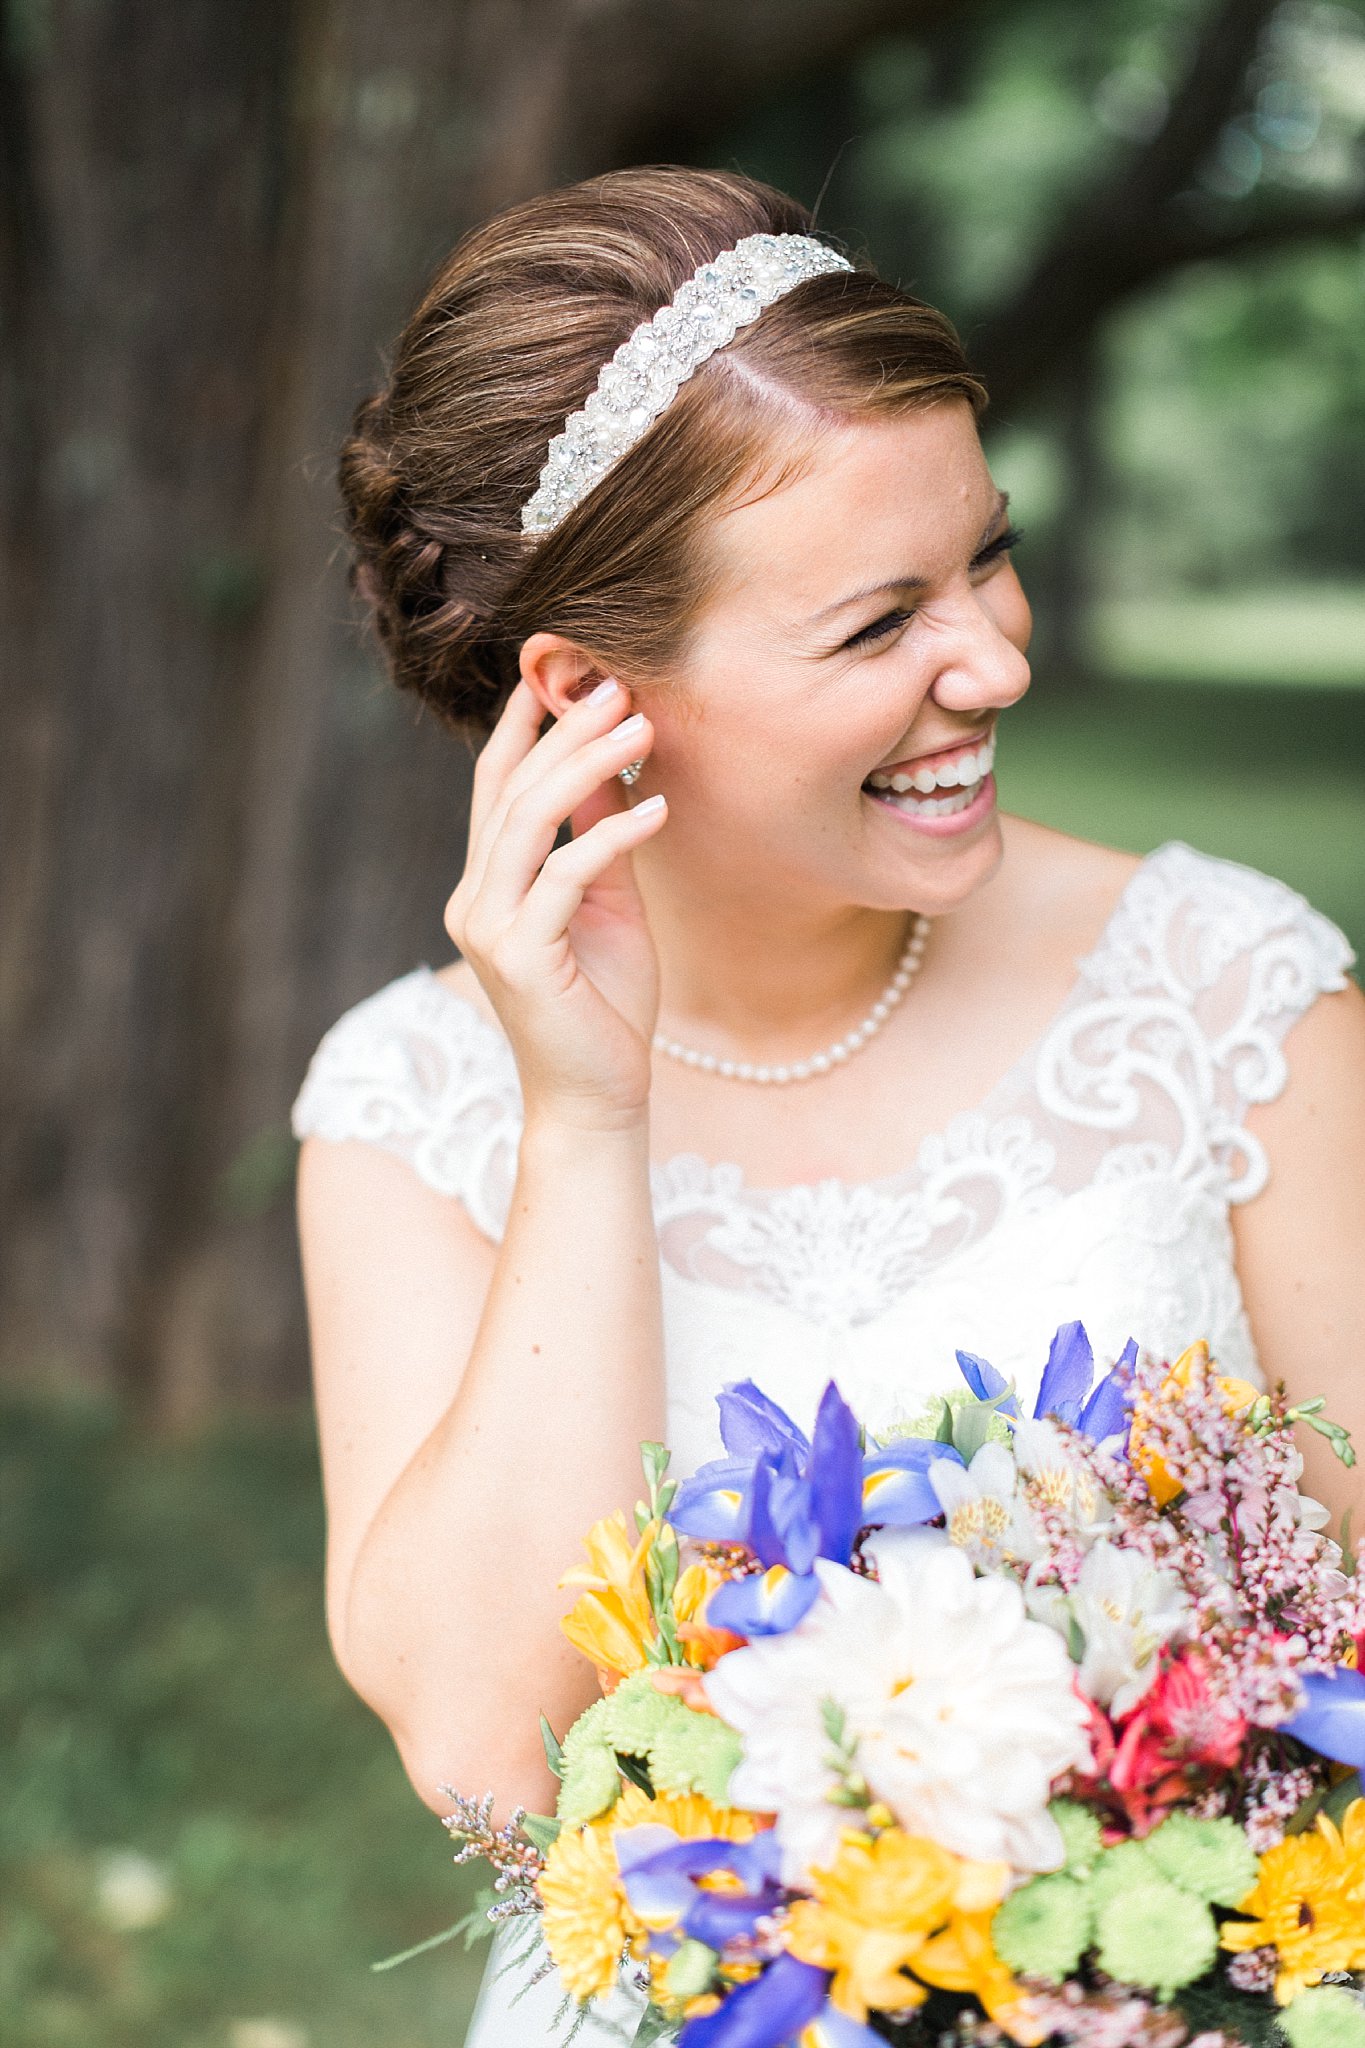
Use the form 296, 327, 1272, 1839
519, 232, 853, 537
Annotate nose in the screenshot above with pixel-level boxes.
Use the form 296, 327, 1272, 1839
926, 584, 1032, 718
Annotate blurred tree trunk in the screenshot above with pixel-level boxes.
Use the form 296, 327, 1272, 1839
0, 0, 967, 1420
1030, 334, 1103, 692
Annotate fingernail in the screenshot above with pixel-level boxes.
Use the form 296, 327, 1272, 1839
587, 677, 619, 704
632, 794, 666, 817
617, 712, 646, 738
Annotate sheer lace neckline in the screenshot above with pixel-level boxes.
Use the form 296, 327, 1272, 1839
409, 843, 1160, 1204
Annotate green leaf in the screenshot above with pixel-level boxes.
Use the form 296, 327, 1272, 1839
631, 2009, 680, 2046
926, 1397, 955, 1444
1322, 1770, 1363, 1827
540, 1714, 565, 1780
641, 1441, 672, 1498
616, 1750, 655, 1798
1339, 1508, 1357, 1575
521, 1812, 561, 1852
371, 1903, 490, 1972
952, 1399, 1003, 1462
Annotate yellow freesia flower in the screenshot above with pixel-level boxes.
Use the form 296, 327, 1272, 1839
786, 1827, 1005, 2021
915, 1908, 1046, 2047
1220, 1799, 1365, 2002
674, 1560, 744, 1669
559, 1510, 659, 1679
1130, 1341, 1260, 1507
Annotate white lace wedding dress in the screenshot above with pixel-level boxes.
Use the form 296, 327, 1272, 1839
292, 839, 1353, 2046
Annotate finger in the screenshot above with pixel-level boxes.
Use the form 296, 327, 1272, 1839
472, 713, 653, 926
512, 798, 667, 956
467, 679, 544, 839
466, 678, 632, 894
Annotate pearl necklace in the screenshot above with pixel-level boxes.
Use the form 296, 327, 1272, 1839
652, 915, 930, 1084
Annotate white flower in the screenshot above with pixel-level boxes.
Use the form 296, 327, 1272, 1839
1042, 1540, 1189, 1719
1011, 1417, 1115, 1545
928, 1441, 1043, 1572
701, 1545, 1092, 1886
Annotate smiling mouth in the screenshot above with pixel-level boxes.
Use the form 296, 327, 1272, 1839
861, 730, 996, 816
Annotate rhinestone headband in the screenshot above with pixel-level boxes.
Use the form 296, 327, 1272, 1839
519, 232, 853, 536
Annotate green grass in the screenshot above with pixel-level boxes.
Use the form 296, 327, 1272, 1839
0, 1401, 486, 2048
998, 677, 1365, 965
1090, 587, 1365, 691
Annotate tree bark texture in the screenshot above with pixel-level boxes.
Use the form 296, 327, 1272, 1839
0, 0, 966, 1419
3, 0, 1353, 1418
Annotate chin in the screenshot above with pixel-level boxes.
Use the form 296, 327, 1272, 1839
854, 809, 1005, 917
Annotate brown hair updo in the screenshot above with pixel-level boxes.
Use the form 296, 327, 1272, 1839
339, 166, 987, 737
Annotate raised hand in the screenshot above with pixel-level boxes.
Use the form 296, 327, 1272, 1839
444, 677, 666, 1130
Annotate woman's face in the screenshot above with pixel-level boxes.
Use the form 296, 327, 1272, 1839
639, 398, 1032, 921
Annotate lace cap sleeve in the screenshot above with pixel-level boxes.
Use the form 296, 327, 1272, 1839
290, 968, 522, 1240
1081, 841, 1356, 1204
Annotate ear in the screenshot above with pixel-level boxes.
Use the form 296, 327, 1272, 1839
518, 632, 626, 724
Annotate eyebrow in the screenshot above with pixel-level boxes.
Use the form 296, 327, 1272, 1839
807, 490, 1012, 626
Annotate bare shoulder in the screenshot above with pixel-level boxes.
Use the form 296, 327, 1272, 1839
994, 813, 1143, 946
431, 953, 500, 1027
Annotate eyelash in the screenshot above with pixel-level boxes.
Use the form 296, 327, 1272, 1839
844, 524, 1025, 649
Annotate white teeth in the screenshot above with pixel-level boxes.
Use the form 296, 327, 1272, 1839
866, 732, 996, 796
893, 786, 978, 818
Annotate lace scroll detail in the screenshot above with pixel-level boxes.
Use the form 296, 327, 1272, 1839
291, 843, 1355, 1325
1055, 843, 1355, 1202
292, 971, 521, 1241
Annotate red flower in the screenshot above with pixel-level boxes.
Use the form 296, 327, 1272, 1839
1107, 1652, 1248, 1833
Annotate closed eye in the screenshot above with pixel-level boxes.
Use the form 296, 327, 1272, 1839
842, 523, 1025, 650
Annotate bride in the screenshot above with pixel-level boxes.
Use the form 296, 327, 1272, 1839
291, 167, 1365, 2042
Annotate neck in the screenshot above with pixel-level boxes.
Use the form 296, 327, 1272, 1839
635, 852, 913, 1063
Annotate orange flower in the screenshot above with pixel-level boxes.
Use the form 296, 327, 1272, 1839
559, 1510, 658, 1681
915, 1907, 1047, 2047
674, 1561, 745, 1669
1129, 1342, 1260, 1507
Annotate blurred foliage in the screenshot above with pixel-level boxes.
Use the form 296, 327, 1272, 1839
1000, 677, 1365, 958
0, 1402, 483, 2048
721, 0, 1365, 647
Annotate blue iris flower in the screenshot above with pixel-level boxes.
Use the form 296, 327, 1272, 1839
670, 1380, 959, 1637
616, 1829, 784, 1955
677, 1952, 833, 2048
958, 1322, 1137, 1445
1283, 1666, 1365, 1769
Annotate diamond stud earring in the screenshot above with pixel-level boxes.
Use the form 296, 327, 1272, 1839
618, 761, 645, 787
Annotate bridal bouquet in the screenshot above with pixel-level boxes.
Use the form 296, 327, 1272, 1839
442, 1329, 1365, 2048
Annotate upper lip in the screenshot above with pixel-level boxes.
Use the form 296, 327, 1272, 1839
869, 724, 995, 778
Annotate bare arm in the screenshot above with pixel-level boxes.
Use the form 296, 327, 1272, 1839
1232, 975, 1365, 1529
299, 675, 669, 1817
